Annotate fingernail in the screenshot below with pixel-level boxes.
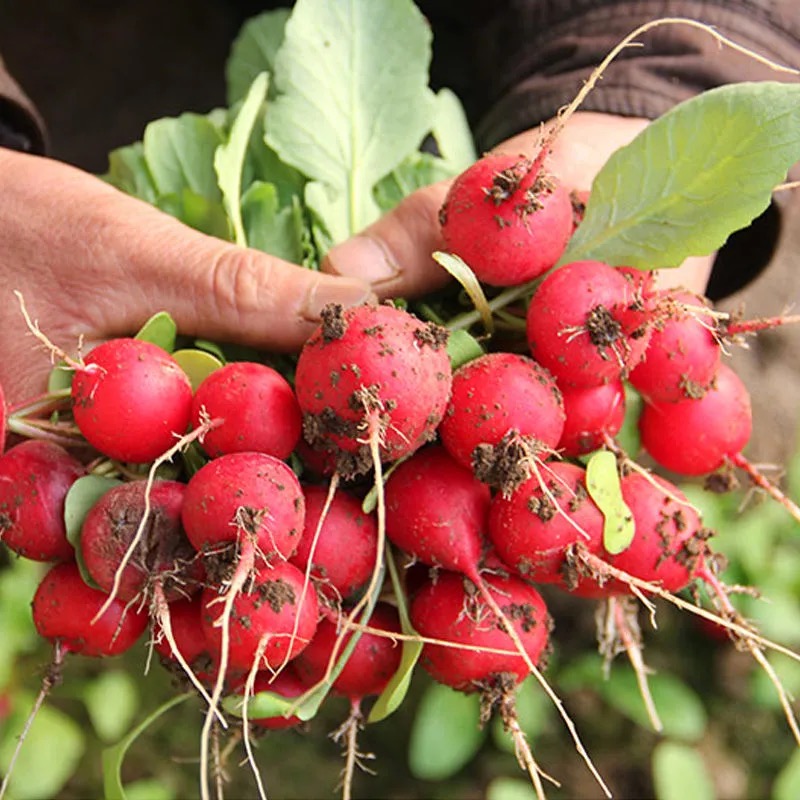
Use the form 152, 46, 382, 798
301, 277, 377, 323
324, 235, 400, 285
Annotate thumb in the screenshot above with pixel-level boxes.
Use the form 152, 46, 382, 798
321, 180, 453, 299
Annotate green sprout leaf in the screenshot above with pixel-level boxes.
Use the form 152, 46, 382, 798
585, 450, 634, 554
433, 251, 494, 334
82, 670, 140, 743
215, 72, 270, 245
447, 329, 485, 370
561, 82, 800, 269
266, 0, 436, 244
134, 311, 178, 351
171, 348, 224, 392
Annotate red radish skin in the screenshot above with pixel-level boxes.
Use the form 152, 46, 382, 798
201, 559, 319, 672
32, 562, 148, 657
410, 571, 551, 692
290, 483, 379, 603
557, 381, 626, 458
488, 462, 616, 596
526, 260, 651, 389
608, 473, 710, 593
639, 364, 752, 476
294, 304, 452, 476
384, 445, 490, 574
191, 361, 302, 459
71, 338, 193, 464
440, 152, 573, 286
293, 603, 402, 700
0, 439, 84, 562
80, 479, 202, 602
181, 452, 305, 563
438, 353, 565, 473
629, 289, 721, 403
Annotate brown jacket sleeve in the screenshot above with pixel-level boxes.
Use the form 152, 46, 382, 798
0, 54, 46, 153
472, 0, 800, 148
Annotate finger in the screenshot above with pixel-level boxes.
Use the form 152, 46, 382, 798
78, 192, 378, 352
321, 180, 453, 299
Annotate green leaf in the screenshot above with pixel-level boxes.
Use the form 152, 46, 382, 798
486, 777, 541, 800
241, 183, 307, 262
123, 779, 176, 800
171, 348, 224, 392
134, 311, 177, 352
433, 251, 493, 334
143, 113, 225, 202
652, 742, 715, 800
373, 151, 453, 213
222, 689, 296, 721
368, 546, 422, 723
215, 72, 269, 245
432, 87, 477, 172
104, 142, 158, 203
102, 693, 192, 800
560, 82, 800, 269
586, 450, 634, 554
47, 366, 73, 393
408, 683, 485, 780
0, 693, 86, 800
0, 560, 43, 686
82, 670, 139, 743
616, 383, 643, 457
225, 8, 290, 104
155, 190, 232, 240
447, 329, 485, 370
63, 474, 123, 587
266, 0, 437, 242
774, 748, 800, 800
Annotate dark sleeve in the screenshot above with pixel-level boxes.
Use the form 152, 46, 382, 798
0, 54, 46, 153
438, 0, 800, 300
473, 1, 800, 148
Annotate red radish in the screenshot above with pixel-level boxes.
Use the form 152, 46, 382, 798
293, 603, 402, 699
526, 260, 651, 388
0, 439, 84, 562
289, 483, 378, 603
639, 364, 752, 475
80, 479, 202, 603
629, 289, 721, 403
488, 461, 616, 596
440, 152, 573, 286
71, 338, 193, 463
191, 361, 301, 459
384, 445, 490, 575
409, 571, 550, 692
294, 303, 452, 476
200, 559, 319, 672
32, 561, 148, 657
557, 381, 626, 457
437, 352, 565, 479
181, 451, 305, 564
608, 473, 711, 593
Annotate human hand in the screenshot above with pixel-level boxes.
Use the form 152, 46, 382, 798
0, 149, 381, 404
324, 111, 714, 302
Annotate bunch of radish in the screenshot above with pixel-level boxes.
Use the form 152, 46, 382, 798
2, 146, 800, 800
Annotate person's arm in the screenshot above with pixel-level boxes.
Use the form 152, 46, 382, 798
0, 55, 45, 153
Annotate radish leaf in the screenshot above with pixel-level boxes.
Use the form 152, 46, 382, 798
225, 8, 289, 104
652, 742, 715, 800
215, 72, 269, 245
561, 82, 800, 269
266, 0, 436, 245
143, 113, 225, 202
